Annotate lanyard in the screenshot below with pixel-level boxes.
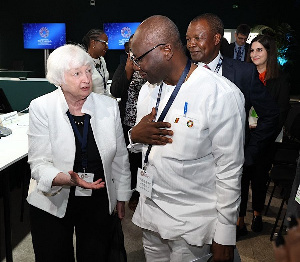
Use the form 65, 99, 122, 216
143, 59, 192, 170
66, 111, 90, 172
96, 58, 107, 91
214, 55, 223, 73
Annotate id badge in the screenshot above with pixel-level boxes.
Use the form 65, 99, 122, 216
136, 168, 153, 198
295, 184, 300, 204
75, 172, 94, 196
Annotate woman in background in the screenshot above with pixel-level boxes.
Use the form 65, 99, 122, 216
237, 34, 290, 234
82, 29, 109, 94
249, 34, 290, 137
27, 44, 131, 261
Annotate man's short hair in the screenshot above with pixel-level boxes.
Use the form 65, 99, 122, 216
191, 13, 224, 37
236, 24, 250, 36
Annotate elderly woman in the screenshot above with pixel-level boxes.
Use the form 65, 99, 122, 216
26, 44, 131, 261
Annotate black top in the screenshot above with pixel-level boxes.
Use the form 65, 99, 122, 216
71, 114, 106, 197
266, 72, 291, 140
110, 61, 131, 122
221, 56, 280, 166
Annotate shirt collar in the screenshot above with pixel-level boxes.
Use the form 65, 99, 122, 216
235, 42, 245, 49
197, 52, 221, 71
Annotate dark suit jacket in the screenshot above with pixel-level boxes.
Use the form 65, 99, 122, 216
110, 61, 130, 122
223, 43, 250, 61
266, 72, 291, 139
222, 57, 279, 166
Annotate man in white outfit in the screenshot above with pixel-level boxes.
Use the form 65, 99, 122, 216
129, 15, 245, 262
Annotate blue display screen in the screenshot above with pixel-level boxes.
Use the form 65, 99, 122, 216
23, 23, 66, 49
103, 22, 140, 50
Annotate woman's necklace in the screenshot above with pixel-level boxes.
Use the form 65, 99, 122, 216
72, 115, 85, 125
73, 119, 84, 125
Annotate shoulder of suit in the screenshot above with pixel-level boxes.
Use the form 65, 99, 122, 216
31, 88, 59, 104
225, 57, 253, 68
29, 89, 63, 116
90, 92, 116, 104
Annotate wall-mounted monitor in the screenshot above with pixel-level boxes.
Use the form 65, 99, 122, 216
23, 23, 66, 49
103, 22, 140, 50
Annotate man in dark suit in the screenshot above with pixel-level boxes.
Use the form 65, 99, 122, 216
223, 23, 250, 61
185, 13, 279, 237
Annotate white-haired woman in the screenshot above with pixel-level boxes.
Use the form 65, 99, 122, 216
27, 44, 131, 261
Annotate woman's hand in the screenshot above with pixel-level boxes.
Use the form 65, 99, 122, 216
69, 171, 105, 189
131, 107, 173, 145
52, 171, 105, 190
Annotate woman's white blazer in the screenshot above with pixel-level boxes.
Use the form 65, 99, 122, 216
27, 88, 132, 218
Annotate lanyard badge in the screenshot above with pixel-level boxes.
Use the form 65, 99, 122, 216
67, 111, 95, 196
136, 168, 153, 198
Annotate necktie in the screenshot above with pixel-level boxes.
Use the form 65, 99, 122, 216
236, 46, 242, 61
203, 64, 210, 70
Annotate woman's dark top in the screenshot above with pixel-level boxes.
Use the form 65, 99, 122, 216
71, 114, 106, 197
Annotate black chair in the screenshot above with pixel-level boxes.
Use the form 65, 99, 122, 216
265, 163, 297, 240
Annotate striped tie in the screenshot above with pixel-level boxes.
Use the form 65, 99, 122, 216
236, 46, 242, 61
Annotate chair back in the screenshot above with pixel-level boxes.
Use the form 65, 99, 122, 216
285, 102, 300, 140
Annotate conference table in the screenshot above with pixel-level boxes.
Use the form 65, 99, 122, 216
0, 113, 29, 262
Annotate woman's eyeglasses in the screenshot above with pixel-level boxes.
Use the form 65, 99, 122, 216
94, 39, 108, 46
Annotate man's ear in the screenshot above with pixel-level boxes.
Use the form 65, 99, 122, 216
163, 44, 173, 61
214, 34, 222, 46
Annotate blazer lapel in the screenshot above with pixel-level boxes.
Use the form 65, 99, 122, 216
222, 58, 235, 83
